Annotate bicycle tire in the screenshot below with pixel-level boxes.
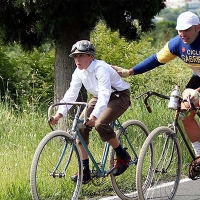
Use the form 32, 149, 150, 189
110, 119, 149, 199
30, 130, 83, 200
136, 126, 182, 200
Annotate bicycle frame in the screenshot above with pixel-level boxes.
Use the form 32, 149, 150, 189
31, 100, 150, 200
47, 102, 136, 178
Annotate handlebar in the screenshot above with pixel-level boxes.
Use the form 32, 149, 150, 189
47, 102, 88, 130
137, 90, 200, 116
136, 91, 170, 113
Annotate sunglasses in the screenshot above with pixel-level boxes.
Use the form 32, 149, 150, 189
71, 42, 94, 53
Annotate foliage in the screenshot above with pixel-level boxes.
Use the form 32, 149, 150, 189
1, 44, 54, 111
91, 22, 155, 68
0, 21, 156, 109
0, 0, 166, 104
146, 7, 189, 48
0, 47, 17, 100
0, 19, 190, 110
0, 0, 166, 50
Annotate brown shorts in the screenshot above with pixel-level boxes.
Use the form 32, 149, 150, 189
185, 75, 200, 89
77, 89, 131, 144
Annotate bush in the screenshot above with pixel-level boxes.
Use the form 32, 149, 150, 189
1, 44, 54, 111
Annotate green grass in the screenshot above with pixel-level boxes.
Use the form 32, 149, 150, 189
0, 103, 49, 200
0, 59, 198, 199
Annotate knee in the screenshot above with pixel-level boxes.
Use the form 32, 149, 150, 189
95, 121, 108, 134
95, 121, 116, 142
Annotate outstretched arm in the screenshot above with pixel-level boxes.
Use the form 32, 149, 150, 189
112, 54, 162, 77
113, 41, 177, 78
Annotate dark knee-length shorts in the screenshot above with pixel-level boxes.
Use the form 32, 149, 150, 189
78, 89, 131, 144
185, 75, 200, 89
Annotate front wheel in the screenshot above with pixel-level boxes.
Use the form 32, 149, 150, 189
110, 119, 149, 199
30, 130, 83, 200
136, 126, 181, 200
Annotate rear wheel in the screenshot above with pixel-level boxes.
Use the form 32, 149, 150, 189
30, 130, 82, 200
110, 120, 149, 199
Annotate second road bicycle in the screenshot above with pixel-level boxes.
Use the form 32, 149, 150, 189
136, 86, 200, 200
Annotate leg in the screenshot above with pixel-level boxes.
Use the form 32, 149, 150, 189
71, 97, 97, 184
77, 96, 97, 160
95, 89, 131, 176
95, 89, 131, 143
182, 112, 200, 143
107, 137, 120, 148
182, 75, 200, 157
184, 114, 200, 179
110, 119, 149, 199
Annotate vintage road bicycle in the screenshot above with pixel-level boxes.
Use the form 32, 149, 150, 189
136, 87, 200, 200
30, 101, 149, 200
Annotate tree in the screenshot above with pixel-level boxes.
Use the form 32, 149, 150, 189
0, 0, 166, 103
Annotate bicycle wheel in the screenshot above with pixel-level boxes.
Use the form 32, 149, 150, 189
136, 126, 182, 200
110, 119, 149, 199
30, 130, 83, 200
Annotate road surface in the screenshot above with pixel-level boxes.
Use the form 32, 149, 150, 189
99, 178, 200, 200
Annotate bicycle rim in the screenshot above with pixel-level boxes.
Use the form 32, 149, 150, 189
110, 120, 149, 199
136, 126, 181, 200
30, 130, 82, 200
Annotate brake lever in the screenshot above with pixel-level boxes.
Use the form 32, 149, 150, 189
48, 117, 54, 131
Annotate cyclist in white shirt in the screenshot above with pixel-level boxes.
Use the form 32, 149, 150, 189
50, 40, 131, 184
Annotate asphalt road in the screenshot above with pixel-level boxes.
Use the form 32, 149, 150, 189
99, 178, 200, 200
174, 178, 200, 200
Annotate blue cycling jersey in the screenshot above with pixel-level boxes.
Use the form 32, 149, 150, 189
133, 32, 200, 77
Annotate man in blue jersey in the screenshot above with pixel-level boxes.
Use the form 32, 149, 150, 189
114, 11, 200, 178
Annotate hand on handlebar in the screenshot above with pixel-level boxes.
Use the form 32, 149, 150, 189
49, 113, 63, 125
182, 89, 200, 104
85, 115, 97, 127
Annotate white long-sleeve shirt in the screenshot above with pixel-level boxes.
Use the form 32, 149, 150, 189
57, 59, 130, 118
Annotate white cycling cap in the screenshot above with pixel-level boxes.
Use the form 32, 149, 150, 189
176, 11, 200, 30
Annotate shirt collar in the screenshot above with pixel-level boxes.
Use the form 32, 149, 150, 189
86, 59, 95, 73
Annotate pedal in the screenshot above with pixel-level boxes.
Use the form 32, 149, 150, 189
105, 167, 115, 176
50, 172, 65, 178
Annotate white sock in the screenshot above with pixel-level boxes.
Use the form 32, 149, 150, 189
192, 141, 200, 157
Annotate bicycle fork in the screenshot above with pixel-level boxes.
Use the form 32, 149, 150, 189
50, 140, 74, 178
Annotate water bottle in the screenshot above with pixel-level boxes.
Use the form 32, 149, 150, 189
168, 85, 180, 110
